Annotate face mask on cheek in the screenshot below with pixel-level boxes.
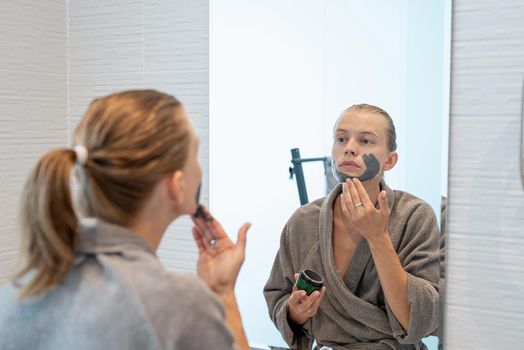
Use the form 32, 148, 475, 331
193, 183, 213, 221
193, 183, 202, 216
195, 183, 202, 205
332, 153, 381, 183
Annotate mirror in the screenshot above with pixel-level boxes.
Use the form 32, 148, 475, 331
209, 0, 451, 349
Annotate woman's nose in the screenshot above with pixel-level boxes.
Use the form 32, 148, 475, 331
344, 139, 358, 156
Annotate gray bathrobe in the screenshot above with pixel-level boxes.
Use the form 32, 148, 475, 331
264, 182, 440, 350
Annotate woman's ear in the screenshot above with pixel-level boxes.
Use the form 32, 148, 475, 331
167, 170, 185, 204
383, 151, 398, 171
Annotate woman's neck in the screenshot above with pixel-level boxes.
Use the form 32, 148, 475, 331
127, 217, 170, 251
126, 183, 180, 251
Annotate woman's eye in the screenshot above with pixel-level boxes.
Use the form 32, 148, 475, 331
336, 137, 346, 143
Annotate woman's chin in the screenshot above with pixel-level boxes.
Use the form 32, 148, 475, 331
335, 170, 360, 182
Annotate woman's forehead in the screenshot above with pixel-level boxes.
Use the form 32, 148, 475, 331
335, 111, 388, 135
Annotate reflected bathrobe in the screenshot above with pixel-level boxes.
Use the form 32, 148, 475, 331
264, 183, 440, 350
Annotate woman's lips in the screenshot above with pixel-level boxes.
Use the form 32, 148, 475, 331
338, 161, 361, 173
339, 161, 360, 168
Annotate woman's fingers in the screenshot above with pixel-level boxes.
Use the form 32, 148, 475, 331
288, 289, 307, 308
235, 223, 251, 251
192, 206, 234, 249
343, 181, 356, 216
192, 225, 218, 256
288, 282, 325, 325
308, 287, 326, 313
341, 183, 353, 217
301, 289, 324, 317
191, 215, 216, 244
289, 289, 322, 314
192, 226, 209, 250
292, 273, 300, 292
378, 190, 390, 218
353, 178, 374, 208
348, 179, 363, 210
196, 205, 225, 237
192, 227, 206, 254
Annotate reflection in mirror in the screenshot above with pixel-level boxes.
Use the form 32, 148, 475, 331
210, 0, 451, 349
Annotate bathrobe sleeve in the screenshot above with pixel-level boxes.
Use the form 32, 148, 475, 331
385, 200, 441, 344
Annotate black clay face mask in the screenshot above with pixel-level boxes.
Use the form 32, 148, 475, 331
193, 183, 213, 221
332, 153, 381, 183
193, 183, 202, 215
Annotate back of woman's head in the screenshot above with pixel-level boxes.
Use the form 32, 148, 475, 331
15, 90, 191, 298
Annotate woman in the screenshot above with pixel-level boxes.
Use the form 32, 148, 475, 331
264, 104, 440, 349
0, 90, 250, 350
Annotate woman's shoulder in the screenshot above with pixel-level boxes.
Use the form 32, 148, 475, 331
0, 281, 18, 311
131, 264, 219, 308
163, 271, 218, 305
389, 189, 440, 247
392, 189, 436, 217
92, 250, 222, 321
128, 267, 227, 335
287, 197, 324, 226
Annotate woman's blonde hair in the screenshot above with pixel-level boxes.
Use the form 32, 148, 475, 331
338, 104, 397, 152
14, 90, 191, 298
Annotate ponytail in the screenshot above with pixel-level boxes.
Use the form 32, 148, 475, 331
14, 149, 78, 299
13, 89, 189, 299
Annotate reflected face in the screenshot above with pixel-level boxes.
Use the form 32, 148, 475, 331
331, 111, 396, 183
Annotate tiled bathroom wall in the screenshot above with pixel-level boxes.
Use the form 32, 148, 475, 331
0, 0, 68, 283
68, 0, 209, 271
0, 0, 209, 285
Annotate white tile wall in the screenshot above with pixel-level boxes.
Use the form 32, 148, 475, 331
0, 0, 68, 284
68, 72, 144, 127
0, 0, 66, 74
0, 0, 208, 284
68, 0, 143, 76
68, 0, 209, 271
444, 0, 524, 348
144, 0, 209, 72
